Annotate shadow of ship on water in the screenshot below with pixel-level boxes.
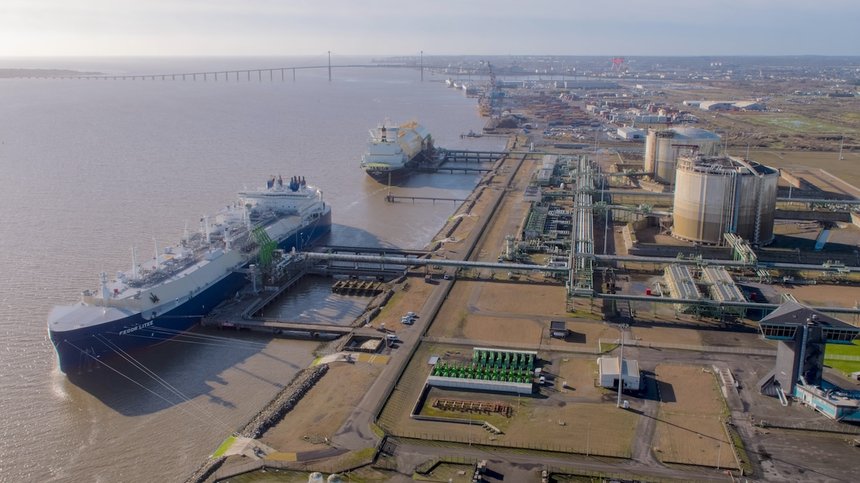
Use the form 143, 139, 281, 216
62, 326, 311, 416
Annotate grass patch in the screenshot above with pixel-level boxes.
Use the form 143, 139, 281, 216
379, 290, 404, 314
825, 359, 860, 375
369, 422, 386, 438
212, 435, 236, 458
825, 340, 860, 357
825, 341, 860, 375
725, 423, 753, 476
599, 342, 619, 353
331, 447, 377, 471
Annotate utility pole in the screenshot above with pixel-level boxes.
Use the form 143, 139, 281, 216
617, 323, 629, 408
328, 51, 332, 82
839, 135, 845, 160
420, 50, 424, 82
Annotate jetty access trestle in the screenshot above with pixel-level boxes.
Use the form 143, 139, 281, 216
301, 251, 568, 273
416, 149, 507, 174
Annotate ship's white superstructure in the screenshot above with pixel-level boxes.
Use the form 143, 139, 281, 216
359, 121, 433, 179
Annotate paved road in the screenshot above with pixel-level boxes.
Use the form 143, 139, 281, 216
389, 438, 734, 482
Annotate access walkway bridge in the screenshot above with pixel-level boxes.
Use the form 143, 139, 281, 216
301, 251, 569, 274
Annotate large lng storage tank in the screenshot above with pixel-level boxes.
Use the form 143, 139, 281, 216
672, 155, 778, 245
645, 127, 721, 185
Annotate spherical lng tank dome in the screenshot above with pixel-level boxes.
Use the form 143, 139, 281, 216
645, 127, 721, 185
672, 155, 778, 245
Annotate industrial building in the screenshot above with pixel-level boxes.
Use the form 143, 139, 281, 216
617, 126, 645, 141
758, 302, 860, 422
597, 356, 641, 391
536, 155, 558, 186
697, 100, 766, 111
523, 185, 541, 202
672, 155, 779, 245
698, 101, 735, 111
644, 127, 721, 185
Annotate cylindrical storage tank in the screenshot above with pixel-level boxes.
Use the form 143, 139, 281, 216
645, 128, 721, 185
734, 162, 778, 245
672, 156, 778, 245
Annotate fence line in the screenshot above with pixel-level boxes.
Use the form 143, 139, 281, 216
599, 338, 777, 356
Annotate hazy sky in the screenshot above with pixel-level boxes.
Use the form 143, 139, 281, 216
1, 0, 858, 57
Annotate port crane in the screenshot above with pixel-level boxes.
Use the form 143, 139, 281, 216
479, 60, 502, 118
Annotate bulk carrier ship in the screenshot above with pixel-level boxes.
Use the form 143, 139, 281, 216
48, 175, 331, 375
360, 121, 434, 180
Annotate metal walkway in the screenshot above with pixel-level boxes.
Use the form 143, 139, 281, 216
201, 317, 355, 335
300, 251, 568, 273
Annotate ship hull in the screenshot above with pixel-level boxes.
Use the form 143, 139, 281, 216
364, 164, 414, 182
49, 210, 331, 375
362, 150, 432, 180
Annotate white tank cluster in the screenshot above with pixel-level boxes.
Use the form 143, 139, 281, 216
672, 155, 779, 245
645, 127, 721, 185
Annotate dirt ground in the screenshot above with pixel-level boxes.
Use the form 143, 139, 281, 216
428, 280, 568, 345
630, 325, 704, 346
555, 357, 601, 400
748, 151, 860, 191
370, 275, 438, 333
652, 364, 737, 469
543, 320, 616, 350
460, 314, 545, 345
504, 399, 637, 457
471, 155, 539, 264
472, 282, 568, 316
378, 344, 636, 457
779, 284, 860, 310
260, 361, 381, 453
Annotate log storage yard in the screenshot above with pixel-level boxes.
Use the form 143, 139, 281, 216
186, 56, 860, 483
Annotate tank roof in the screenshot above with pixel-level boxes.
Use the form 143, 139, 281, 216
679, 155, 778, 176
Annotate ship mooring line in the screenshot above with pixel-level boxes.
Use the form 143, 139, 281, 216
95, 335, 236, 431
117, 331, 271, 351
64, 339, 235, 431
146, 326, 272, 349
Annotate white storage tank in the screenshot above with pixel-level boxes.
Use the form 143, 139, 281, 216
672, 155, 778, 245
644, 127, 721, 185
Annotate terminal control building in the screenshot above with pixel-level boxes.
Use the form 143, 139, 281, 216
758, 302, 860, 422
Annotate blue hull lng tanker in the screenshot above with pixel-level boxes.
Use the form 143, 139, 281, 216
48, 175, 331, 375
